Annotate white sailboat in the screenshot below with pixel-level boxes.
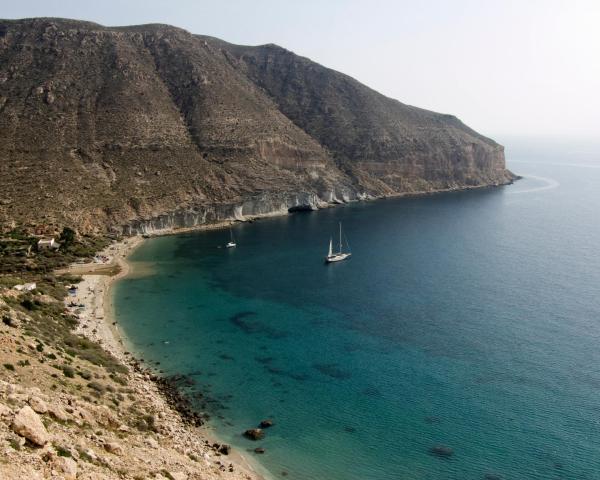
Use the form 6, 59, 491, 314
226, 227, 236, 248
325, 222, 351, 263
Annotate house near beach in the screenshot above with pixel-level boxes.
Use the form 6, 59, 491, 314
37, 238, 60, 250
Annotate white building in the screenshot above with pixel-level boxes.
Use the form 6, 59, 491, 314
37, 238, 60, 250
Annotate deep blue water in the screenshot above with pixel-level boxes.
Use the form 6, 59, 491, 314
114, 138, 600, 480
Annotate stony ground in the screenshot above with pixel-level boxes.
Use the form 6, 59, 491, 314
0, 293, 260, 480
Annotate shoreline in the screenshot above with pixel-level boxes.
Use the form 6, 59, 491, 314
61, 236, 144, 364
130, 178, 519, 238
59, 179, 519, 479
63, 235, 271, 480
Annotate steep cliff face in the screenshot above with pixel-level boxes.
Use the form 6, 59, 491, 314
211, 39, 513, 194
0, 18, 514, 234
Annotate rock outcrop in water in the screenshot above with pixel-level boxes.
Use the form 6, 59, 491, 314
243, 428, 265, 440
0, 18, 515, 234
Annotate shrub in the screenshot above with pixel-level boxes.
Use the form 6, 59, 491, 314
110, 373, 128, 386
78, 448, 94, 463
57, 274, 82, 284
87, 382, 106, 394
3, 363, 15, 371
21, 298, 36, 311
62, 365, 75, 378
55, 445, 72, 457
8, 437, 21, 450
59, 227, 76, 249
134, 414, 157, 432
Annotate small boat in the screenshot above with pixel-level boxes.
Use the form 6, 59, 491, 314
226, 227, 236, 248
325, 222, 351, 263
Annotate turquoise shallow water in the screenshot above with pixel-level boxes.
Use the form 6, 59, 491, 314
114, 138, 600, 480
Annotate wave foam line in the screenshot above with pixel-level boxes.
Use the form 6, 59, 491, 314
508, 175, 560, 194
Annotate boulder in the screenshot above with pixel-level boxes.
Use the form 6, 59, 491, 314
103, 442, 123, 455
243, 428, 264, 440
83, 448, 97, 462
11, 405, 49, 446
28, 397, 48, 414
76, 407, 95, 425
52, 456, 77, 480
218, 444, 231, 455
47, 403, 69, 422
259, 419, 274, 428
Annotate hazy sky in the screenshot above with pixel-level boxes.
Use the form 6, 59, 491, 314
3, 0, 600, 139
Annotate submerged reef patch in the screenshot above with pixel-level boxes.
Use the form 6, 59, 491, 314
312, 363, 352, 380
229, 311, 288, 339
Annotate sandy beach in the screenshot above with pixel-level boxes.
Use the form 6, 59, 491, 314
59, 232, 270, 480
61, 236, 143, 363
61, 220, 239, 360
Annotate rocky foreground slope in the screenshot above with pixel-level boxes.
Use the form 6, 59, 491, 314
0, 18, 515, 234
0, 283, 259, 480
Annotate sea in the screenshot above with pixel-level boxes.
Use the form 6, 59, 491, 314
114, 137, 600, 480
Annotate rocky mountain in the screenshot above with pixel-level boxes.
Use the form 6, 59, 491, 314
0, 18, 515, 234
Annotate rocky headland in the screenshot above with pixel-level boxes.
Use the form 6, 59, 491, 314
0, 17, 515, 236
